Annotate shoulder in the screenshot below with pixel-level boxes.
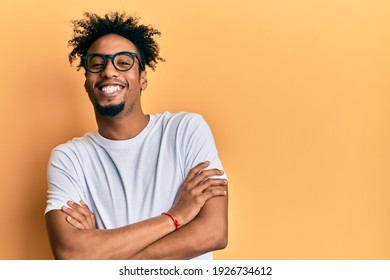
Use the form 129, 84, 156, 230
154, 111, 208, 130
153, 112, 215, 146
50, 132, 97, 161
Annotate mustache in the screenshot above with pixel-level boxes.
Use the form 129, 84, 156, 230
96, 78, 128, 88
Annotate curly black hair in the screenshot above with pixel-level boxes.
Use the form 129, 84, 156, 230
68, 11, 164, 71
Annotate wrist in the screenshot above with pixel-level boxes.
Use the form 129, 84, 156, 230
161, 212, 181, 230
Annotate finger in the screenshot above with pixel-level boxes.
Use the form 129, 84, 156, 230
197, 178, 228, 193
61, 206, 89, 226
68, 201, 92, 218
184, 161, 210, 183
80, 200, 96, 228
79, 200, 95, 228
80, 200, 92, 212
92, 216, 96, 229
200, 186, 228, 201
190, 168, 225, 186
66, 215, 85, 229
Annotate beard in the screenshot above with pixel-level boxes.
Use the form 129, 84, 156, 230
95, 101, 125, 117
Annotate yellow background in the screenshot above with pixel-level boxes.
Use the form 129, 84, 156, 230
1, 0, 390, 259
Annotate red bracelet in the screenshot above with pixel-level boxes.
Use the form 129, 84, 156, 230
161, 212, 181, 230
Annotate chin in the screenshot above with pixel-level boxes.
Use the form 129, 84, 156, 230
95, 102, 125, 117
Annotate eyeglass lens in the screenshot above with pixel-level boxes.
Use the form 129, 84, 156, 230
86, 53, 135, 73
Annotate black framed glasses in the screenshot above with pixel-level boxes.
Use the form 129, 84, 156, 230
82, 51, 144, 73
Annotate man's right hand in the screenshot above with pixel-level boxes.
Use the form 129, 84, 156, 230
167, 161, 228, 226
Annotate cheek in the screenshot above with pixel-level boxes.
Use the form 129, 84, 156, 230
126, 72, 142, 89
84, 80, 94, 94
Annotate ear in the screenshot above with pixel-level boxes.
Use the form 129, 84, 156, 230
140, 70, 148, 91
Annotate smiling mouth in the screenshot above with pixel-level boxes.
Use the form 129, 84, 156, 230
98, 84, 125, 97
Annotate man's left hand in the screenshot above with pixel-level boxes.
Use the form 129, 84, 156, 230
61, 200, 96, 230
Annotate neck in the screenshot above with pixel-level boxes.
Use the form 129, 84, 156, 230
95, 108, 149, 140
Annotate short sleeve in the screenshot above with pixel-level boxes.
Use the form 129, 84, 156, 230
181, 114, 227, 180
45, 147, 85, 215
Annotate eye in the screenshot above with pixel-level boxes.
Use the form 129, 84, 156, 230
117, 61, 131, 66
87, 56, 105, 69
91, 62, 104, 67
115, 55, 134, 70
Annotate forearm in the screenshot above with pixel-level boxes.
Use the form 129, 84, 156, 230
46, 210, 177, 259
47, 163, 228, 260
130, 195, 228, 260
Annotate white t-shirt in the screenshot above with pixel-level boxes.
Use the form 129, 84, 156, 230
45, 112, 226, 260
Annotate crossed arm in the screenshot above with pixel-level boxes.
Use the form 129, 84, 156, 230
45, 161, 228, 259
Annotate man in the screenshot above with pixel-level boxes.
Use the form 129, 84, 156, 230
45, 12, 228, 260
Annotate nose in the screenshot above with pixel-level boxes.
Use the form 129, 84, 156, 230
100, 58, 119, 78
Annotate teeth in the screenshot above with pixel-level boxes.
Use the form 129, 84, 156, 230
101, 85, 122, 94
